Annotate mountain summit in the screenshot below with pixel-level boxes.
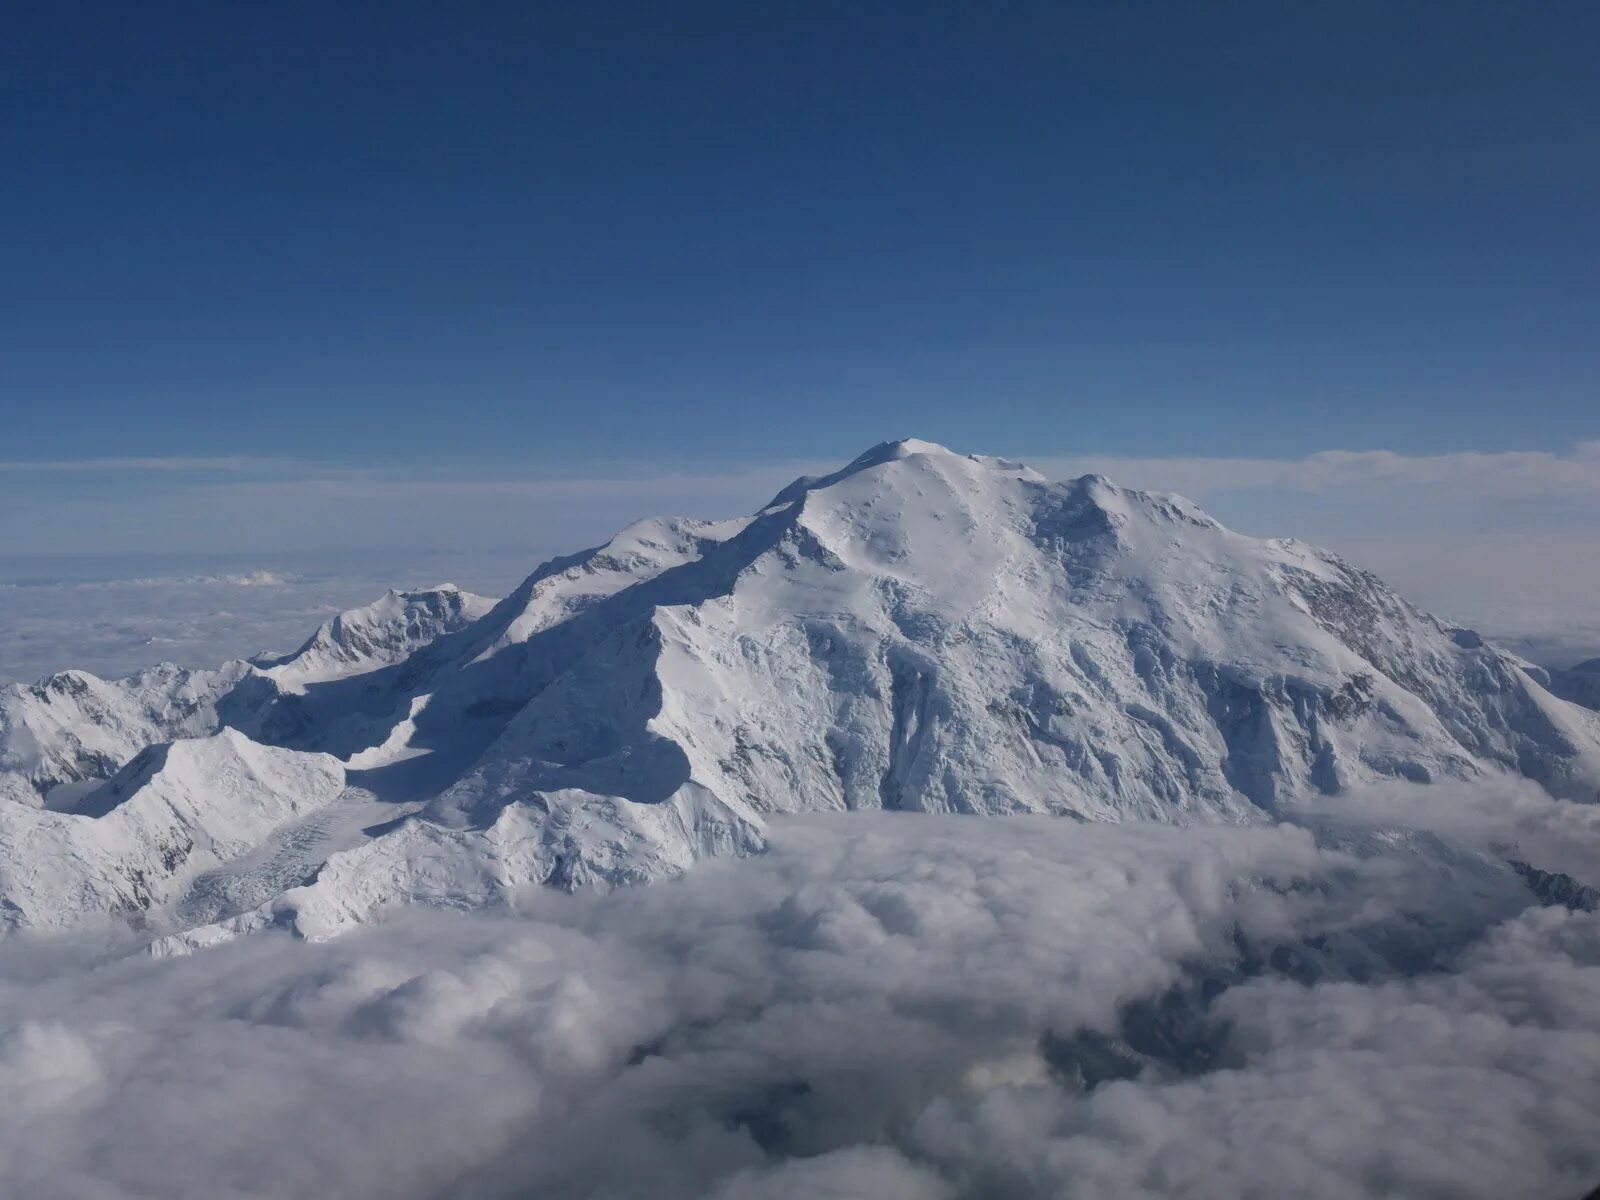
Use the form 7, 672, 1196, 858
3, 441, 1598, 945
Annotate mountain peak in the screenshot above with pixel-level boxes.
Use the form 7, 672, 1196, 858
767, 437, 1038, 509
7, 439, 1600, 945
848, 437, 956, 466
252, 584, 494, 686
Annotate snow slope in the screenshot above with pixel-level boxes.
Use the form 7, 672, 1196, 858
0, 585, 488, 808
252, 584, 494, 686
0, 729, 344, 931
423, 440, 1600, 823
6, 440, 1600, 944
0, 661, 250, 809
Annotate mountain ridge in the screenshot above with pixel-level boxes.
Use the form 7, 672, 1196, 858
3, 439, 1597, 945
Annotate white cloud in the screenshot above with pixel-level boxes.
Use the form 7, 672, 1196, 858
1029, 440, 1600, 500
908, 901, 1600, 1199
0, 456, 328, 474
0, 801, 1595, 1199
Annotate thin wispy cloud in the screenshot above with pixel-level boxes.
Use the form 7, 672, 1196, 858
10, 441, 1597, 503
150, 440, 1600, 511
0, 456, 320, 474
196, 462, 832, 503
1031, 440, 1600, 500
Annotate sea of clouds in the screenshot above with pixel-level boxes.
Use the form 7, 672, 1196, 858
1, 787, 1596, 1200
0, 551, 534, 684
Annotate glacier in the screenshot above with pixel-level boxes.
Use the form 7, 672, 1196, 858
2, 439, 1597, 947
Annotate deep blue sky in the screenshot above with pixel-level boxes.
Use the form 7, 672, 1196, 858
3, 0, 1597, 472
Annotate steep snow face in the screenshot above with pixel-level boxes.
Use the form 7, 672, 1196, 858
0, 729, 344, 932
259, 515, 758, 766
253, 585, 494, 687
0, 586, 494, 806
468, 516, 752, 657
5, 439, 1600, 944
426, 515, 752, 698
0, 662, 250, 808
433, 442, 1600, 843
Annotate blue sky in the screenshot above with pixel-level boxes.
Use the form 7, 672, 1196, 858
4, 1, 1596, 471
2, 2, 1598, 662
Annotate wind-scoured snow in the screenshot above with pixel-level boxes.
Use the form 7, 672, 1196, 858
3, 440, 1599, 944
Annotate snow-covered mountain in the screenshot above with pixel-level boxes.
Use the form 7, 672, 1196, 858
0, 661, 251, 809
251, 584, 495, 685
0, 730, 345, 932
0, 585, 488, 810
3, 440, 1598, 946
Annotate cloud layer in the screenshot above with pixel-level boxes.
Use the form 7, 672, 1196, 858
1034, 440, 1600, 501
0, 551, 534, 684
0, 799, 1596, 1200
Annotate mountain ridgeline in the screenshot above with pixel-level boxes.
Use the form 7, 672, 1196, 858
2, 440, 1597, 944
